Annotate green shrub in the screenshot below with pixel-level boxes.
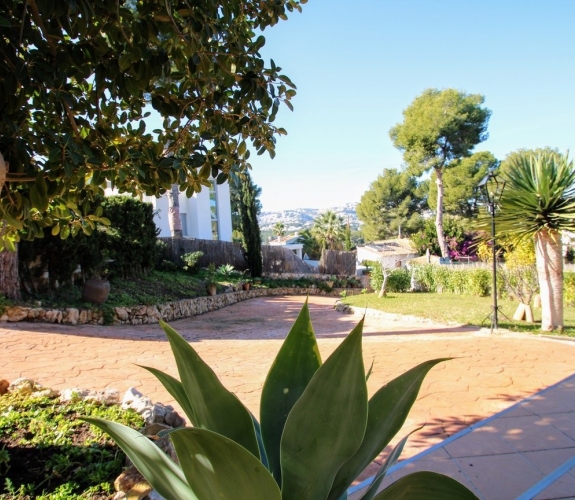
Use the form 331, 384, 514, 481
466, 268, 492, 297
181, 251, 204, 274
99, 196, 159, 278
86, 303, 479, 500
565, 272, 575, 306
386, 268, 411, 293
412, 264, 492, 297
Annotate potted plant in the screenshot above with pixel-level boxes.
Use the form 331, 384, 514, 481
325, 275, 335, 288
242, 279, 252, 291
205, 264, 218, 296
82, 256, 112, 304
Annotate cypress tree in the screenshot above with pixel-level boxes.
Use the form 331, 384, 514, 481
234, 172, 263, 277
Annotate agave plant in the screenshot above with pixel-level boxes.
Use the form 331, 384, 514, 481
85, 301, 478, 500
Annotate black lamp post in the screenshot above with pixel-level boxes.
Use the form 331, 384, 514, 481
477, 170, 506, 332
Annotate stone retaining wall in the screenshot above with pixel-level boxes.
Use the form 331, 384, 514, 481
0, 287, 361, 326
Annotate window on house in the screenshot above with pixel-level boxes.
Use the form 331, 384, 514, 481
209, 181, 219, 240
180, 213, 188, 237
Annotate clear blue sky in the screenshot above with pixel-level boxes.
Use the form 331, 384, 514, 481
247, 0, 575, 212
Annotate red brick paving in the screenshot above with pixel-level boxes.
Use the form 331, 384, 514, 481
3, 295, 575, 483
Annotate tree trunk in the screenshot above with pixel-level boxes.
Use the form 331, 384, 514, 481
535, 230, 563, 331
435, 168, 448, 258
0, 248, 21, 300
167, 184, 183, 238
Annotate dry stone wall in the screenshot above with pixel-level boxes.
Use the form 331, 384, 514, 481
1, 287, 361, 326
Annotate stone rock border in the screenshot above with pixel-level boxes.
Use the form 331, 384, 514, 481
1, 287, 363, 326
4, 378, 183, 500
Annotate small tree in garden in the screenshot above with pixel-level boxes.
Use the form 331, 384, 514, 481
493, 152, 575, 331
312, 210, 345, 250
272, 222, 286, 238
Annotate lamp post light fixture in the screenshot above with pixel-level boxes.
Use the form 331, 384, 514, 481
478, 169, 506, 332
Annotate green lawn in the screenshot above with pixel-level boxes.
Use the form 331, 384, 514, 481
342, 292, 575, 337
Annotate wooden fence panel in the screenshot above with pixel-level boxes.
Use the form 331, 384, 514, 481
158, 237, 247, 269
261, 246, 313, 274
318, 249, 356, 276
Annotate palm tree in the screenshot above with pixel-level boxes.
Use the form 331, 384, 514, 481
272, 222, 285, 239
495, 152, 575, 331
312, 211, 345, 250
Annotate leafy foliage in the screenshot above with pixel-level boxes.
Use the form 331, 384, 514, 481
427, 151, 498, 218
356, 168, 426, 241
0, 0, 303, 250
370, 266, 412, 293
412, 264, 492, 297
0, 393, 144, 499
410, 217, 476, 259
491, 152, 575, 239
99, 196, 159, 278
86, 302, 479, 500
390, 88, 491, 257
312, 210, 345, 250
181, 251, 204, 274
233, 172, 263, 277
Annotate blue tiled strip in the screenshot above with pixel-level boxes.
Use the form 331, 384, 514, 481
515, 455, 575, 500
348, 372, 575, 497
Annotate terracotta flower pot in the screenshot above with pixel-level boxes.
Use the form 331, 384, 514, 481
82, 278, 110, 304
207, 284, 217, 296
242, 283, 251, 291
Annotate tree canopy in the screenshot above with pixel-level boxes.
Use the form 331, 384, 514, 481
0, 0, 303, 250
427, 151, 498, 218
356, 168, 426, 242
389, 88, 491, 257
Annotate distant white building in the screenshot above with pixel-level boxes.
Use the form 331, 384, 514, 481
356, 238, 418, 268
106, 180, 233, 241
267, 233, 304, 259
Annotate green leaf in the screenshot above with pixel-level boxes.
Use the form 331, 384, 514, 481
0, 15, 12, 27
373, 471, 479, 500
159, 321, 260, 458
82, 418, 195, 500
260, 300, 322, 484
139, 365, 196, 425
280, 319, 368, 500
328, 359, 448, 500
170, 428, 281, 500
358, 427, 422, 500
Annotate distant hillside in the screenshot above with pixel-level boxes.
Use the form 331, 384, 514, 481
259, 203, 361, 232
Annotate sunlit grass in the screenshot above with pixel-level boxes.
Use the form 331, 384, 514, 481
342, 292, 575, 337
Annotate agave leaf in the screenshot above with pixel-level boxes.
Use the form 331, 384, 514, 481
280, 319, 368, 500
138, 365, 196, 425
159, 320, 259, 458
170, 427, 281, 500
358, 427, 422, 500
373, 471, 479, 499
260, 300, 322, 484
250, 411, 269, 470
82, 417, 195, 500
328, 359, 449, 500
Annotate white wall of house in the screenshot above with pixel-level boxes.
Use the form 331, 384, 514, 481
109, 180, 232, 242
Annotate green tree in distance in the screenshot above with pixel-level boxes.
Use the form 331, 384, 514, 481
356, 168, 426, 242
312, 210, 345, 250
427, 151, 498, 219
272, 222, 286, 238
230, 172, 262, 242
490, 151, 575, 331
390, 88, 491, 257
233, 172, 263, 277
0, 0, 303, 298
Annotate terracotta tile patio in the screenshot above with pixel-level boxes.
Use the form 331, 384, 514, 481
3, 295, 575, 498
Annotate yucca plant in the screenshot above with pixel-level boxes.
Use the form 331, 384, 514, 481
84, 301, 478, 499
494, 152, 575, 331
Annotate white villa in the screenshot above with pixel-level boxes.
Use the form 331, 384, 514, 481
106, 180, 233, 242
267, 233, 304, 259
356, 238, 418, 268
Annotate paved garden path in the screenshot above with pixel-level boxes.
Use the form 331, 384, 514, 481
3, 295, 575, 485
